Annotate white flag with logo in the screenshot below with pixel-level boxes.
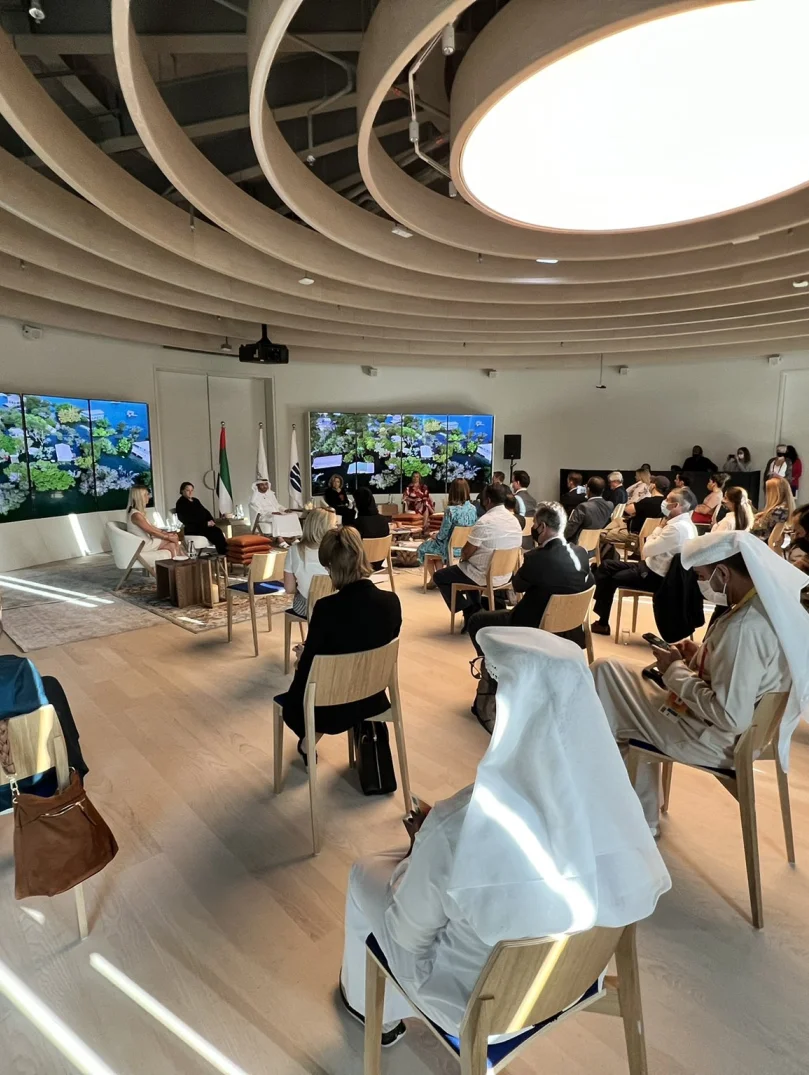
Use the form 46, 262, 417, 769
256, 423, 269, 481
288, 425, 303, 509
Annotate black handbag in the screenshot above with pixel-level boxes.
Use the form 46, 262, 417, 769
352, 720, 397, 796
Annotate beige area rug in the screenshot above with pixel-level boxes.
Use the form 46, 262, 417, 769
0, 554, 293, 651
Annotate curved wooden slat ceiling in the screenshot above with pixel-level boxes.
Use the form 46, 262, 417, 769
0, 0, 805, 365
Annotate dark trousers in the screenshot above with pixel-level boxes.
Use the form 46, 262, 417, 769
593, 561, 661, 623
187, 525, 228, 555
468, 608, 512, 655
433, 565, 507, 621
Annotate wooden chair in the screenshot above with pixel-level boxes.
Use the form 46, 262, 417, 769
283, 573, 335, 674
449, 547, 521, 635
363, 535, 396, 592
576, 527, 603, 566
422, 525, 473, 592
613, 519, 662, 641
226, 549, 286, 656
627, 692, 792, 929
0, 705, 88, 940
365, 923, 648, 1075
539, 586, 596, 664
610, 502, 626, 521
272, 638, 411, 854
768, 521, 787, 555
521, 515, 534, 536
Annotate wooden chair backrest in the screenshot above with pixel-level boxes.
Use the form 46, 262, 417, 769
637, 516, 660, 556
735, 692, 789, 763
362, 535, 392, 564
768, 522, 786, 554
611, 503, 626, 521
378, 503, 399, 517
487, 546, 520, 584
522, 515, 534, 536
448, 526, 473, 562
0, 706, 70, 791
539, 586, 596, 635
462, 926, 622, 1037
576, 529, 602, 553
305, 638, 399, 706
249, 549, 286, 583
307, 573, 335, 618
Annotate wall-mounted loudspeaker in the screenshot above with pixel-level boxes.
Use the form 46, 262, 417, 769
503, 434, 522, 459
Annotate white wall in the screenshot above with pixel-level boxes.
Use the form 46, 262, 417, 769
1, 314, 808, 569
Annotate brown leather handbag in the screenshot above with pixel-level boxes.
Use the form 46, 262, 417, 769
1, 719, 118, 899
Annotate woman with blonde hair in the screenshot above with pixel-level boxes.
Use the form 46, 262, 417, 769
277, 527, 401, 761
283, 507, 336, 616
125, 485, 185, 558
752, 476, 795, 541
712, 486, 754, 533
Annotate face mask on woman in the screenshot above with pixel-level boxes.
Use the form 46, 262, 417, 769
697, 567, 728, 606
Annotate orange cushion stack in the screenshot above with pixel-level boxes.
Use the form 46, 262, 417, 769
226, 533, 273, 567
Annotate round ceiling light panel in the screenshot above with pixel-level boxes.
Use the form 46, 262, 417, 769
458, 0, 809, 232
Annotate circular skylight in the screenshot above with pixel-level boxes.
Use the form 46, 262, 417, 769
459, 0, 809, 232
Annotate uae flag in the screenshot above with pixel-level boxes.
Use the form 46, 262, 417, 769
217, 424, 234, 515
288, 425, 303, 509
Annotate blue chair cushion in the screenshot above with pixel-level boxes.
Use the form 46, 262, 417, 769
365, 934, 600, 1069
228, 581, 285, 596
628, 738, 735, 779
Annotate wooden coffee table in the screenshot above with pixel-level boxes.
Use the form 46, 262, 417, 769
155, 557, 227, 609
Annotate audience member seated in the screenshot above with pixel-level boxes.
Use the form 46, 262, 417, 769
250, 477, 302, 542
323, 474, 356, 525
560, 471, 586, 511
403, 472, 435, 517
433, 483, 522, 631
564, 476, 612, 544
592, 531, 808, 832
510, 469, 536, 517
681, 444, 717, 472
126, 486, 185, 558
785, 503, 809, 567
283, 507, 335, 616
712, 486, 754, 533
277, 528, 401, 763
606, 471, 627, 505
600, 475, 670, 561
174, 481, 227, 555
764, 443, 792, 483
673, 472, 692, 490
475, 471, 505, 517
503, 491, 526, 535
468, 501, 593, 654
349, 488, 390, 568
591, 486, 697, 635
752, 477, 795, 541
692, 472, 726, 525
786, 445, 802, 495
626, 465, 652, 505
417, 478, 477, 569
725, 446, 753, 472
0, 656, 88, 811
339, 628, 670, 1044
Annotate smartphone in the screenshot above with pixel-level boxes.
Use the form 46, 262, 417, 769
642, 632, 671, 649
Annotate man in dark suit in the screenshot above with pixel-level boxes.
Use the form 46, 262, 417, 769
606, 471, 627, 505
468, 502, 593, 654
564, 476, 612, 544
560, 471, 587, 511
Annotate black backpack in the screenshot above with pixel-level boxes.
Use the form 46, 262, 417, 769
352, 720, 397, 795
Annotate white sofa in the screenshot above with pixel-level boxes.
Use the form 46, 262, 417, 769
106, 521, 172, 590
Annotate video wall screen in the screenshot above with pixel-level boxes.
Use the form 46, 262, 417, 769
0, 392, 151, 523
309, 412, 494, 496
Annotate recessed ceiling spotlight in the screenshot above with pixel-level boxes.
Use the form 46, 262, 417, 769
28, 0, 45, 22
535, 258, 559, 264
448, 180, 458, 198
792, 279, 809, 288
391, 224, 414, 238
731, 234, 760, 245
298, 274, 315, 285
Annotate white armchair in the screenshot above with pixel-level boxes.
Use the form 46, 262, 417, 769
106, 521, 171, 590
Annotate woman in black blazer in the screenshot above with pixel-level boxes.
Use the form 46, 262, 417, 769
349, 487, 390, 568
278, 527, 401, 758
323, 474, 355, 525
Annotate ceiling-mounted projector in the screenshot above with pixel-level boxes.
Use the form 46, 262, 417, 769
239, 324, 289, 364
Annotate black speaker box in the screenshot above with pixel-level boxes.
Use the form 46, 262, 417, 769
503, 434, 522, 459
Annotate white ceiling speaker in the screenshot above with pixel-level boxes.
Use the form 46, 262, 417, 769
485, 368, 498, 378
441, 23, 456, 56
767, 354, 783, 366
28, 1, 45, 22
298, 273, 315, 286
362, 365, 378, 377
792, 279, 808, 288
21, 323, 43, 340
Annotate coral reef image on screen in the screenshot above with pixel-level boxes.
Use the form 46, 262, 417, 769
0, 392, 151, 523
309, 412, 493, 495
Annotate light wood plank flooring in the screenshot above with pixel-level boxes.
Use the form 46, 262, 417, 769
1, 568, 807, 1074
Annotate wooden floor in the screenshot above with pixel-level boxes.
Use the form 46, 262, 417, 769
1, 567, 807, 1075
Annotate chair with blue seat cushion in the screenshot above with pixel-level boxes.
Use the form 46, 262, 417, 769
627, 691, 793, 930
364, 923, 649, 1075
226, 550, 286, 657
283, 572, 335, 674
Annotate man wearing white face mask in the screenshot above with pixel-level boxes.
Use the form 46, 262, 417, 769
592, 531, 808, 831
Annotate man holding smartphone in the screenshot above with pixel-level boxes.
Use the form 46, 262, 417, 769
591, 531, 807, 833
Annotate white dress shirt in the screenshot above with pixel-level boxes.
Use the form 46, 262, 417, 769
462, 504, 522, 586
643, 512, 698, 577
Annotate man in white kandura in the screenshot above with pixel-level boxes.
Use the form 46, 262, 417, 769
593, 531, 809, 833
339, 628, 670, 1046
249, 477, 302, 542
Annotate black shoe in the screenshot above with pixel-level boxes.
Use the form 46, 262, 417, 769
591, 622, 611, 636
296, 739, 317, 768
338, 980, 407, 1048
